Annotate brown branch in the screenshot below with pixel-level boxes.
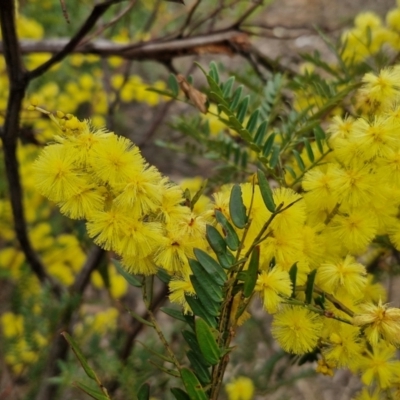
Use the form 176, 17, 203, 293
34, 246, 106, 400
2, 29, 250, 60
59, 0, 70, 24
26, 0, 127, 80
229, 0, 264, 29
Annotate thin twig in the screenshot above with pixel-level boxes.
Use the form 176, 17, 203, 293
27, 0, 127, 80
59, 0, 70, 24
34, 246, 106, 400
79, 0, 137, 46
138, 100, 174, 147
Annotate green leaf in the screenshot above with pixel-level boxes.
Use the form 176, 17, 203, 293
257, 170, 276, 212
187, 350, 211, 384
206, 225, 227, 254
160, 307, 187, 322
305, 269, 317, 304
269, 145, 280, 168
314, 126, 326, 153
285, 165, 297, 180
157, 269, 171, 284
190, 276, 220, 316
236, 95, 250, 123
289, 263, 297, 298
229, 184, 247, 229
243, 246, 260, 298
182, 330, 207, 362
230, 85, 243, 111
185, 295, 217, 327
168, 74, 179, 97
216, 250, 235, 270
189, 259, 223, 303
73, 382, 109, 400
262, 132, 275, 157
62, 332, 98, 383
303, 138, 315, 162
136, 341, 174, 364
292, 149, 305, 171
149, 360, 180, 377
193, 250, 226, 287
222, 76, 235, 98
190, 179, 208, 210
137, 383, 150, 400
214, 210, 240, 251
209, 61, 220, 84
180, 368, 208, 400
195, 318, 220, 365
126, 308, 154, 328
112, 259, 142, 287
254, 120, 268, 145
171, 388, 191, 400
246, 109, 259, 133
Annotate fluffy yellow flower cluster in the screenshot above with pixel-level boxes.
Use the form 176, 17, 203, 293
33, 114, 210, 280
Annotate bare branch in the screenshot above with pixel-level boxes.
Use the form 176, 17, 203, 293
59, 0, 70, 24
26, 0, 127, 80
79, 0, 138, 46
3, 29, 250, 60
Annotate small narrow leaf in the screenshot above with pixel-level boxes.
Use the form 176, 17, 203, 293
254, 120, 268, 145
246, 109, 259, 133
189, 259, 223, 303
230, 85, 243, 111
236, 95, 250, 123
243, 246, 260, 297
62, 332, 98, 382
289, 263, 297, 298
180, 368, 208, 400
127, 308, 154, 327
285, 165, 297, 180
112, 259, 142, 287
187, 350, 211, 384
194, 248, 226, 286
269, 145, 280, 168
305, 269, 317, 304
229, 184, 247, 229
206, 225, 227, 254
195, 318, 220, 365
257, 170, 276, 212
216, 250, 235, 270
171, 388, 191, 400
209, 61, 220, 84
137, 383, 150, 400
303, 138, 315, 162
160, 307, 187, 322
292, 149, 306, 171
214, 210, 240, 251
185, 295, 217, 327
222, 76, 235, 98
190, 275, 220, 316
182, 330, 208, 363
73, 382, 109, 400
168, 74, 179, 97
262, 132, 275, 157
136, 341, 174, 363
149, 360, 180, 377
